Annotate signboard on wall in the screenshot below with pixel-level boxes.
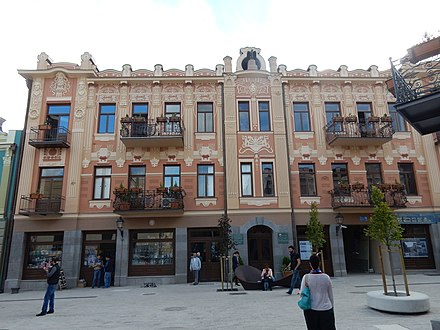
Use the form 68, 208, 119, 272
232, 234, 244, 245
277, 232, 289, 244
397, 213, 440, 224
401, 238, 428, 258
299, 240, 313, 261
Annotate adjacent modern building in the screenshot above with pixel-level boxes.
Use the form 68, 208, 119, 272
0, 120, 22, 292
5, 48, 440, 291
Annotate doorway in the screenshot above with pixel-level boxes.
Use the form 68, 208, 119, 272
343, 225, 370, 273
247, 225, 273, 271
187, 228, 221, 282
80, 231, 116, 287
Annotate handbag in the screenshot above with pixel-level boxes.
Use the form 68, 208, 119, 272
297, 275, 311, 310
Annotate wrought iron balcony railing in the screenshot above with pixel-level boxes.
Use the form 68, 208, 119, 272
113, 188, 184, 213
120, 117, 184, 147
19, 195, 66, 215
325, 118, 394, 146
28, 126, 71, 148
329, 185, 407, 209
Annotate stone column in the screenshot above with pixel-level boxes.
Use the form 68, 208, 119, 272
5, 232, 26, 291
175, 227, 188, 283
115, 227, 129, 286
330, 224, 347, 277
62, 230, 82, 288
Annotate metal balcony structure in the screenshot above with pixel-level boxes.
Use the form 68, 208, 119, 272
28, 126, 71, 148
120, 117, 184, 148
388, 37, 440, 135
19, 195, 65, 216
329, 185, 407, 209
325, 118, 394, 146
113, 188, 184, 217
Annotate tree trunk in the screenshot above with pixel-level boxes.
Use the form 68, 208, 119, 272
388, 248, 398, 296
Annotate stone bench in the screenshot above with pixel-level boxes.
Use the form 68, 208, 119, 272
431, 319, 440, 330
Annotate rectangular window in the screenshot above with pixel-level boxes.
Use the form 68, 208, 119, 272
388, 103, 407, 132
165, 103, 181, 133
258, 101, 270, 131
164, 165, 180, 188
98, 104, 116, 133
197, 165, 214, 197
325, 102, 341, 124
356, 103, 372, 123
47, 104, 70, 130
299, 164, 317, 196
23, 232, 64, 280
365, 163, 382, 187
332, 163, 349, 194
94, 167, 111, 200
240, 163, 253, 197
197, 103, 214, 132
129, 230, 175, 276
132, 103, 148, 119
238, 101, 250, 131
293, 102, 311, 132
262, 162, 274, 197
39, 167, 64, 197
129, 166, 146, 190
398, 163, 417, 195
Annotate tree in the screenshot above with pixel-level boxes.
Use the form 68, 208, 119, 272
364, 186, 404, 296
306, 202, 326, 254
218, 213, 235, 256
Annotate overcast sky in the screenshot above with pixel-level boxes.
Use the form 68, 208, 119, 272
0, 0, 438, 132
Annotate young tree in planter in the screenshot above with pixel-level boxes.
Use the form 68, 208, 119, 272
306, 201, 326, 254
218, 213, 235, 256
364, 186, 404, 296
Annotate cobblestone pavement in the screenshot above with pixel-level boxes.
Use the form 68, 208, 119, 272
0, 272, 439, 330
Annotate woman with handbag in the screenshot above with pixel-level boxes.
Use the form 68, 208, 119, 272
299, 254, 336, 330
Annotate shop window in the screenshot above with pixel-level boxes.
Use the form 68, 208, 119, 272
23, 232, 64, 280
129, 230, 175, 276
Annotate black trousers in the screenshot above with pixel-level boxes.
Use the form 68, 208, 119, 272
304, 308, 336, 330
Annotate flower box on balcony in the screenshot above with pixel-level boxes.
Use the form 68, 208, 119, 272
352, 182, 365, 190
132, 116, 145, 122
130, 187, 143, 194
121, 116, 131, 123
333, 116, 344, 122
156, 186, 168, 194
377, 183, 391, 190
391, 183, 405, 191
381, 115, 392, 122
345, 116, 357, 123
170, 186, 182, 193
118, 202, 130, 211
169, 201, 180, 208
368, 116, 380, 123
30, 192, 43, 199
169, 116, 180, 122
407, 36, 440, 64
156, 116, 168, 123
38, 124, 52, 130
385, 78, 396, 97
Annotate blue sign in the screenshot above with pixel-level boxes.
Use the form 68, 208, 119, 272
396, 213, 440, 225
359, 215, 369, 222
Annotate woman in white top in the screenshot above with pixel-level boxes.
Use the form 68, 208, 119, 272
261, 264, 274, 291
299, 254, 336, 330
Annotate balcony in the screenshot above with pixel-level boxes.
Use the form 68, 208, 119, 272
325, 117, 394, 146
19, 195, 65, 216
120, 117, 184, 148
28, 126, 71, 148
329, 184, 407, 209
113, 187, 184, 217
388, 37, 440, 135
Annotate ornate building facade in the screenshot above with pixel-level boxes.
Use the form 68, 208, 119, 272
5, 48, 440, 290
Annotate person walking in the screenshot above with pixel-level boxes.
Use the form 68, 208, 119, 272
190, 252, 201, 285
91, 254, 103, 288
300, 254, 336, 330
103, 256, 113, 288
286, 245, 301, 295
36, 257, 61, 316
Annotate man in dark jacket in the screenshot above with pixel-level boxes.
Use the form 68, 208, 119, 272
36, 257, 61, 316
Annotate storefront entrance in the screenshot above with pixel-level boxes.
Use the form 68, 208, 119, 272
247, 225, 273, 271
187, 228, 221, 282
80, 231, 116, 287
343, 225, 370, 273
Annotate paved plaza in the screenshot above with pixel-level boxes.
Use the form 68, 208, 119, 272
0, 272, 439, 330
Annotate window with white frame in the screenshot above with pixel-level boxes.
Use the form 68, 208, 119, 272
240, 163, 253, 197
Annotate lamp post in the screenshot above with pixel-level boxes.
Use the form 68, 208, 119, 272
335, 213, 344, 236
116, 217, 125, 241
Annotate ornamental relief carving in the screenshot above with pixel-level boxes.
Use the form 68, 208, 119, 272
194, 83, 217, 102
50, 72, 71, 97
130, 84, 152, 102
74, 79, 87, 119
236, 78, 270, 96
239, 135, 273, 154
162, 83, 184, 101
29, 80, 43, 119
97, 85, 119, 103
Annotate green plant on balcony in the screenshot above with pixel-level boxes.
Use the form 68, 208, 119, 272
121, 114, 131, 123
30, 189, 43, 199
115, 183, 128, 194
156, 183, 168, 194
345, 114, 357, 122
381, 114, 392, 122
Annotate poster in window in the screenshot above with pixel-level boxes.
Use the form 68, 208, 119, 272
299, 240, 313, 261
401, 238, 428, 258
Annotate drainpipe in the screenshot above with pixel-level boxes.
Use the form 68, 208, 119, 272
281, 81, 298, 247
0, 78, 32, 292
220, 82, 228, 217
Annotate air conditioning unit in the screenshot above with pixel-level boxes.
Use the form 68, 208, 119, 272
161, 198, 174, 208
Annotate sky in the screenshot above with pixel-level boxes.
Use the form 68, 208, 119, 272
0, 0, 439, 132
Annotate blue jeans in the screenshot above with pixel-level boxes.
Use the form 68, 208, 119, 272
288, 269, 301, 293
41, 284, 57, 313
193, 270, 200, 284
104, 272, 111, 288
92, 269, 101, 288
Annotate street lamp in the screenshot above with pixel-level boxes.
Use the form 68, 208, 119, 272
116, 217, 125, 241
335, 213, 344, 236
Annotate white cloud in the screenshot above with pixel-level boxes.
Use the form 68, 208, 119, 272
0, 0, 439, 132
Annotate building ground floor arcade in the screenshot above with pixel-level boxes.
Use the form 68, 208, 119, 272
4, 210, 440, 291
